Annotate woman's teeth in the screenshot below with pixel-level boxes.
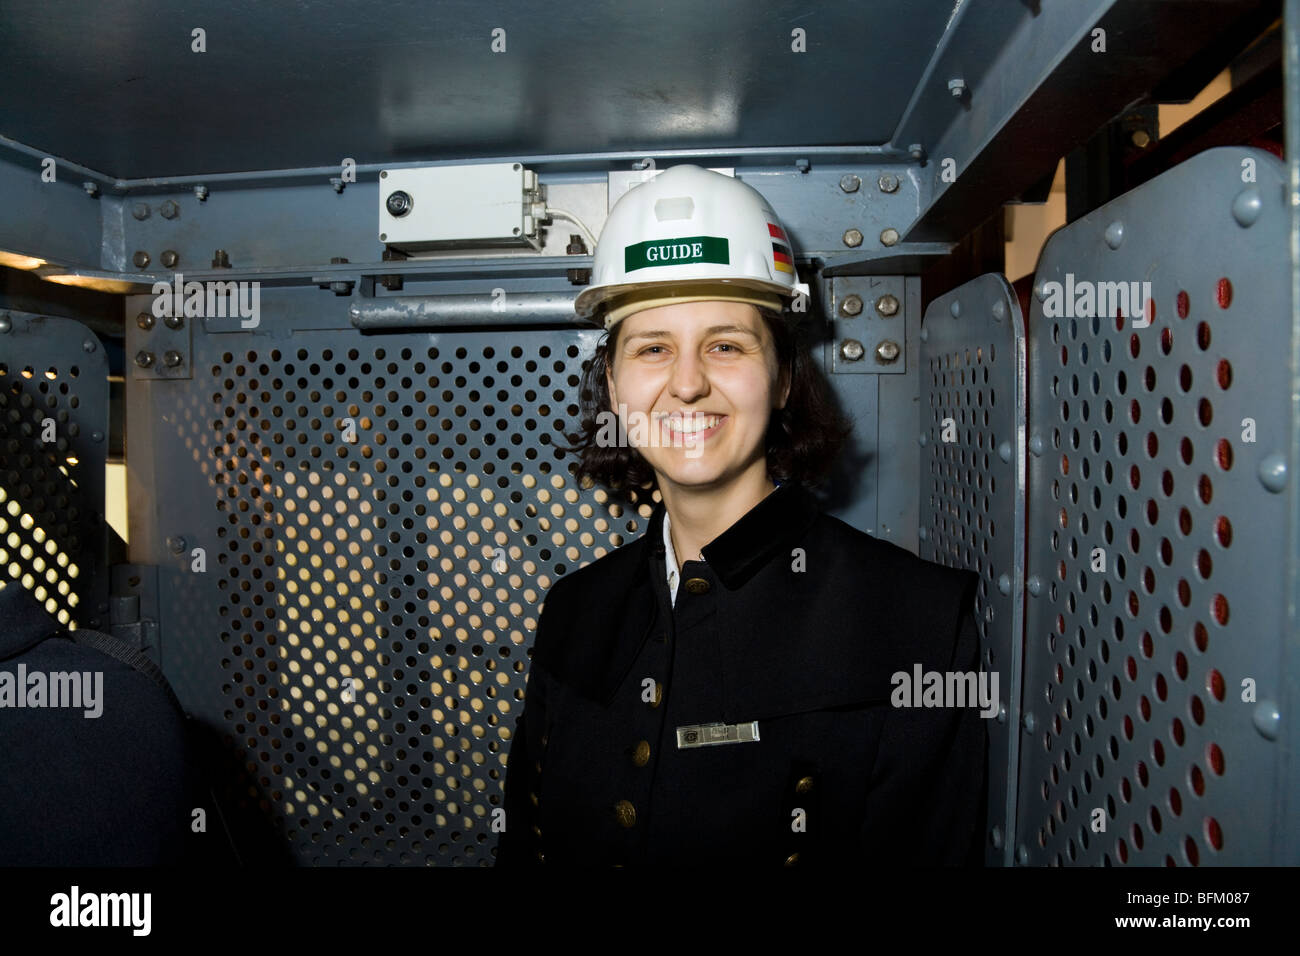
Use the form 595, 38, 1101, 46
661, 415, 721, 433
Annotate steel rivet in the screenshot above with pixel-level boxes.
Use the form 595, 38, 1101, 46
1258, 453, 1287, 493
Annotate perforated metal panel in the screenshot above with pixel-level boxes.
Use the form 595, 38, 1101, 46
919, 273, 1026, 867
139, 323, 682, 864
1018, 147, 1292, 865
0, 311, 108, 629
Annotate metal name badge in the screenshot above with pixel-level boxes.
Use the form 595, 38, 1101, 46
675, 721, 760, 749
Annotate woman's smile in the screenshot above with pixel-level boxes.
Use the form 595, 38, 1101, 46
656, 412, 727, 445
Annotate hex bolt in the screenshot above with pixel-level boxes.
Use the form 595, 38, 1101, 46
842, 228, 863, 248
82, 181, 99, 197
82, 338, 97, 353
839, 294, 863, 317
159, 200, 180, 219
194, 184, 208, 201
132, 250, 151, 269
163, 350, 183, 368
137, 312, 155, 331
838, 174, 861, 193
0, 314, 10, 334
880, 228, 900, 247
948, 77, 967, 99
92, 431, 104, 443
329, 257, 353, 296
875, 340, 900, 363
330, 177, 344, 193
212, 249, 231, 268
878, 173, 900, 193
909, 143, 926, 161
135, 350, 156, 369
160, 250, 179, 269
132, 202, 151, 220
875, 294, 899, 317
839, 339, 865, 362
163, 314, 183, 330
167, 535, 187, 554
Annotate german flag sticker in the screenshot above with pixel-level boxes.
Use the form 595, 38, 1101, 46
768, 223, 794, 274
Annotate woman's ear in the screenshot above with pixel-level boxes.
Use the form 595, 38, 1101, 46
605, 358, 617, 410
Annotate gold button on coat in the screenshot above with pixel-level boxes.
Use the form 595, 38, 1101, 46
613, 799, 637, 827
649, 682, 663, 708
632, 740, 651, 766
795, 776, 815, 794
529, 792, 539, 806
784, 852, 800, 866
684, 577, 710, 594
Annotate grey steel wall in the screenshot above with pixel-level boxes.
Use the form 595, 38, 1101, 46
920, 273, 1027, 867
1017, 147, 1291, 865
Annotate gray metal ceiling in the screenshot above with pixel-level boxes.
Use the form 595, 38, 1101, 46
0, 0, 960, 179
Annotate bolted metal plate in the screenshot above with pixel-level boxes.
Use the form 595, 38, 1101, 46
827, 276, 907, 375
919, 273, 1026, 867
0, 311, 109, 630
1019, 147, 1291, 866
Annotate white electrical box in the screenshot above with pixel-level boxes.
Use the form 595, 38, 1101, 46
378, 162, 545, 253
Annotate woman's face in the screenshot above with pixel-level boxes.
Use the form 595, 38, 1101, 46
605, 300, 789, 493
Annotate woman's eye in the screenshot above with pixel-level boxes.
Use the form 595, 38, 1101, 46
638, 345, 665, 356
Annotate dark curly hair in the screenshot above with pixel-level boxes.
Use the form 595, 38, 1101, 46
559, 304, 852, 506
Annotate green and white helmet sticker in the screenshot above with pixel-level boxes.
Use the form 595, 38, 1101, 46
624, 236, 730, 272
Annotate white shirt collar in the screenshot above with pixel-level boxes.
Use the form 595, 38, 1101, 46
663, 508, 680, 607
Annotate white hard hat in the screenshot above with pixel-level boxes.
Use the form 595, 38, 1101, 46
574, 165, 800, 329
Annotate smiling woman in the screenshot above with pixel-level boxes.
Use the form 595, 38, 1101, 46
568, 299, 850, 502
496, 165, 986, 867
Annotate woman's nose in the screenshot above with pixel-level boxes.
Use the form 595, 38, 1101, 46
667, 351, 708, 400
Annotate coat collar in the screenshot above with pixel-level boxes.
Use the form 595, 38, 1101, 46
646, 480, 822, 591
539, 482, 824, 707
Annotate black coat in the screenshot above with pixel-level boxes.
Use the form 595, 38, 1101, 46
496, 481, 987, 866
